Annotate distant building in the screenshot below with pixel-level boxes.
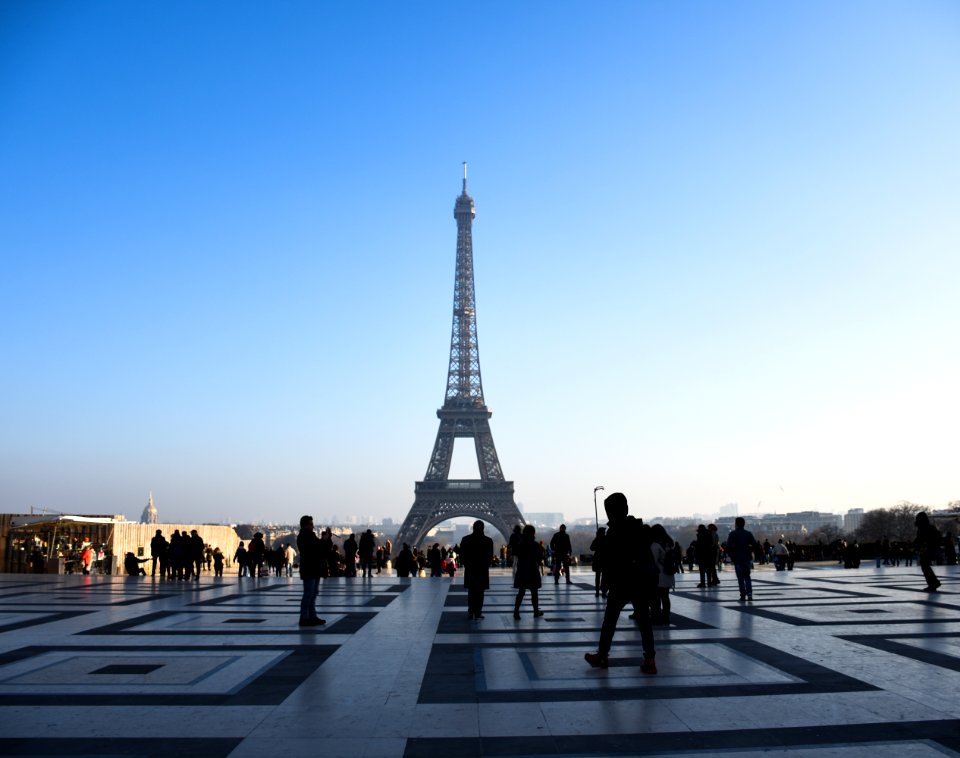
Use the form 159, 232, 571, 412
140, 493, 159, 524
718, 503, 738, 518
523, 512, 564, 529
844, 508, 865, 533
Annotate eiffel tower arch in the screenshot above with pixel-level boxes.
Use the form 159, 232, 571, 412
394, 166, 525, 553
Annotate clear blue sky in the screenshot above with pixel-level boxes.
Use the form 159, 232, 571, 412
2, 1, 958, 526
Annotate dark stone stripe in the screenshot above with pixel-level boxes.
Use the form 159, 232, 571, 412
404, 720, 960, 756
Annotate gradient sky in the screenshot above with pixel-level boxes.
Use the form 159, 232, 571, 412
2, 1, 958, 526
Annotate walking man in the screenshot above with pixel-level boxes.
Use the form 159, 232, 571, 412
915, 512, 942, 592
550, 524, 573, 584
584, 492, 657, 674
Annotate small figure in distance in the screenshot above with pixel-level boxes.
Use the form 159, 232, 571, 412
513, 524, 545, 619
212, 547, 224, 577
915, 512, 942, 592
234, 541, 247, 578
649, 524, 676, 625
695, 525, 713, 588
296, 515, 326, 627
550, 524, 573, 584
461, 521, 494, 619
585, 492, 657, 674
726, 517, 757, 601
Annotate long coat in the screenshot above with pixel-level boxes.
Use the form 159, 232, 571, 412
460, 531, 494, 589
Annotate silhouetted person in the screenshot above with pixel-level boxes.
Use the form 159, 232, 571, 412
395, 543, 415, 577
513, 524, 544, 619
358, 529, 376, 578
150, 530, 167, 577
213, 547, 224, 576
726, 517, 757, 601
248, 532, 266, 578
508, 525, 522, 573
695, 525, 713, 588
707, 524, 721, 585
650, 524, 676, 625
915, 512, 942, 592
296, 515, 326, 626
585, 492, 657, 674
428, 543, 443, 577
550, 524, 573, 584
590, 527, 607, 598
234, 542, 248, 578
460, 521, 494, 619
124, 552, 148, 576
344, 534, 358, 577
190, 529, 204, 579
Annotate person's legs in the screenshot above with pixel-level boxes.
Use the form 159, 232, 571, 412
597, 590, 629, 657
300, 578, 318, 620
514, 589, 525, 618
920, 556, 940, 589
531, 589, 542, 615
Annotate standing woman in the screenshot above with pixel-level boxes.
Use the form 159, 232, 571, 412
650, 524, 675, 625
513, 525, 545, 619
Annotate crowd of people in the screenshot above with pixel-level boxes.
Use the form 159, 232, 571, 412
141, 528, 226, 579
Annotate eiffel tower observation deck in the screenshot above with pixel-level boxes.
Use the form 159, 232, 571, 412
393, 166, 525, 553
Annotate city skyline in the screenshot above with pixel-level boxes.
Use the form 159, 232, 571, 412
2, 3, 958, 526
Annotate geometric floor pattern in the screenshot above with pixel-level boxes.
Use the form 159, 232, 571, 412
1, 563, 958, 757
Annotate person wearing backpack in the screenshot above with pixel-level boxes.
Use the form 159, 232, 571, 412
650, 524, 676, 625
584, 492, 657, 674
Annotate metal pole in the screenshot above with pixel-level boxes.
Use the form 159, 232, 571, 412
593, 486, 605, 530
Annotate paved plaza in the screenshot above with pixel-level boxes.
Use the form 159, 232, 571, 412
1, 562, 959, 757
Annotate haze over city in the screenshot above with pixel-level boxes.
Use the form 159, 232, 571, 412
2, 2, 958, 526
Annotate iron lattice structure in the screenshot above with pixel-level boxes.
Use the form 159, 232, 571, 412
393, 169, 525, 553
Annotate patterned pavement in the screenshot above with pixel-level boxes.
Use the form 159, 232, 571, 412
1, 562, 958, 757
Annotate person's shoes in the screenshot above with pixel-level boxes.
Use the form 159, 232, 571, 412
513, 611, 521, 620
475, 614, 485, 619
628, 612, 636, 620
595, 591, 600, 597
640, 657, 657, 675
696, 583, 705, 588
299, 617, 326, 627
466, 613, 475, 619
584, 652, 608, 669
747, 594, 753, 601
533, 610, 544, 617
923, 585, 940, 592
739, 593, 746, 601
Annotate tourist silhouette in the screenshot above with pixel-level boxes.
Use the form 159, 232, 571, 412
296, 515, 326, 627
590, 527, 607, 598
726, 517, 757, 601
915, 511, 942, 592
585, 492, 657, 674
460, 520, 494, 619
513, 524, 544, 619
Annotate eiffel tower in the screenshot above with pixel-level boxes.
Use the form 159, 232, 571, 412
393, 166, 525, 552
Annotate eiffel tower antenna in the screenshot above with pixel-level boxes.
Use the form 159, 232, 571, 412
394, 168, 524, 553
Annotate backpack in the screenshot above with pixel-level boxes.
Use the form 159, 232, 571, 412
662, 544, 678, 576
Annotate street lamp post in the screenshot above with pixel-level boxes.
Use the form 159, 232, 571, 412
593, 486, 605, 530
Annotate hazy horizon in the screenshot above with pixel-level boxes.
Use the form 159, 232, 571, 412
2, 2, 958, 526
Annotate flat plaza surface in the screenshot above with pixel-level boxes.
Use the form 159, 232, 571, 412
1, 562, 959, 757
